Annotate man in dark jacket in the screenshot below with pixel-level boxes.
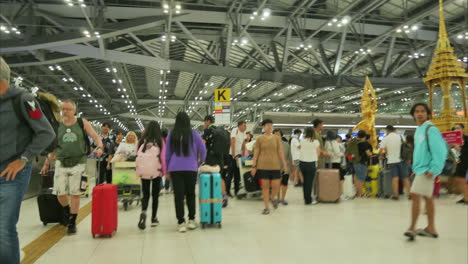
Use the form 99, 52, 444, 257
0, 57, 56, 264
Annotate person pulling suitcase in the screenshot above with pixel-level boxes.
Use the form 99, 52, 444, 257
41, 99, 103, 234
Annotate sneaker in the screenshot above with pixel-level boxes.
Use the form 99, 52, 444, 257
222, 196, 228, 208
272, 200, 279, 209
280, 200, 289, 206
67, 223, 77, 235
151, 218, 159, 227
456, 199, 468, 204
178, 223, 187, 233
138, 212, 147, 230
391, 196, 399, 201
311, 200, 318, 205
187, 220, 198, 230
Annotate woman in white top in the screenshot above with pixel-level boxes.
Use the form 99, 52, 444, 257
324, 130, 345, 195
112, 131, 138, 162
299, 127, 328, 205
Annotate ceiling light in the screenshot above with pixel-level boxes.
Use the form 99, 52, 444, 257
79, 87, 83, 91
67, 3, 74, 6
411, 25, 418, 31
327, 22, 333, 26
332, 18, 338, 23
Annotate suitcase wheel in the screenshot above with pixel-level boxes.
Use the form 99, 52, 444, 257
217, 223, 222, 229
43, 222, 47, 226
201, 223, 206, 229
123, 202, 128, 211
92, 234, 96, 239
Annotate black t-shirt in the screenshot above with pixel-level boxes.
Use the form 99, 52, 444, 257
460, 135, 468, 162
358, 141, 373, 164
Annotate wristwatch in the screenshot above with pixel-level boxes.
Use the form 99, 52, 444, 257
20, 156, 29, 164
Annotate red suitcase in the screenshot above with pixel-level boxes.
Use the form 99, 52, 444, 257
92, 184, 118, 238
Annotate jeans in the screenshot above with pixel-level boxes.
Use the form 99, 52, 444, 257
171, 171, 197, 224
141, 177, 162, 219
98, 160, 112, 184
299, 161, 316, 204
389, 161, 409, 179
354, 163, 368, 182
0, 163, 32, 264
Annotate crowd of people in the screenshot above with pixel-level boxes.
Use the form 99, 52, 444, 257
1, 56, 467, 264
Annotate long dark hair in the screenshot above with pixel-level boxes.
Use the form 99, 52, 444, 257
170, 112, 193, 157
304, 127, 316, 141
138, 121, 162, 152
325, 130, 336, 141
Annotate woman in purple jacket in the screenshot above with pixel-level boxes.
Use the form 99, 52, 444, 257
165, 112, 207, 233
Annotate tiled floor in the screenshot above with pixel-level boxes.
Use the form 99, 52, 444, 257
18, 187, 467, 264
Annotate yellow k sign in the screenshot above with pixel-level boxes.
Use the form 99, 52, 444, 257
214, 89, 230, 102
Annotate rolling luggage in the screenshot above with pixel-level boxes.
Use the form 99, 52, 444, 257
37, 169, 64, 226
378, 162, 393, 198
363, 164, 379, 197
92, 183, 118, 238
315, 164, 341, 203
199, 173, 222, 228
343, 173, 355, 199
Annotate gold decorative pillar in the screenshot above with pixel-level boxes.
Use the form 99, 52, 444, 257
353, 76, 378, 149
423, 0, 468, 133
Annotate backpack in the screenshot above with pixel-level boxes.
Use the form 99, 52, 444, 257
425, 125, 457, 176
136, 141, 163, 179
345, 138, 361, 163
77, 118, 92, 155
209, 126, 231, 155
13, 91, 61, 155
400, 136, 412, 162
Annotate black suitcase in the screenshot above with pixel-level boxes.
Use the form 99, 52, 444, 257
243, 172, 260, 192
37, 170, 63, 226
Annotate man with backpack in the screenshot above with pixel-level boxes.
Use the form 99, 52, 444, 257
0, 57, 56, 264
346, 130, 372, 197
202, 115, 230, 207
404, 103, 447, 240
378, 125, 411, 200
41, 99, 104, 235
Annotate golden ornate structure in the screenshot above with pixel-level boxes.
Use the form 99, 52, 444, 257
353, 76, 378, 148
423, 0, 468, 133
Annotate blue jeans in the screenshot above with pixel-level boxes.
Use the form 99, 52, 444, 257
299, 161, 316, 204
389, 161, 409, 179
353, 163, 368, 182
0, 163, 32, 264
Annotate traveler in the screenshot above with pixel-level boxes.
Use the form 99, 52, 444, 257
299, 127, 329, 205
290, 129, 303, 186
324, 130, 345, 195
379, 125, 411, 200
161, 128, 171, 194
42, 99, 103, 234
0, 57, 56, 264
251, 119, 288, 214
273, 129, 292, 205
353, 130, 373, 198
228, 121, 247, 197
313, 119, 325, 168
111, 131, 124, 157
165, 112, 206, 232
202, 115, 229, 208
111, 131, 137, 162
243, 132, 253, 157
95, 123, 115, 184
136, 121, 166, 229
452, 124, 467, 204
404, 103, 447, 240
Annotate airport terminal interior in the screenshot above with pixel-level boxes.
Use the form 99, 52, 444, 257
0, 0, 467, 263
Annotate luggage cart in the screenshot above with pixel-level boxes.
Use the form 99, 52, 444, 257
112, 162, 141, 211
236, 157, 262, 199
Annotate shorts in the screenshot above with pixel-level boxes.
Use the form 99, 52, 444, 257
257, 170, 281, 180
53, 160, 86, 196
293, 160, 300, 169
389, 162, 409, 179
454, 160, 468, 179
281, 173, 289, 186
353, 163, 368, 182
411, 175, 434, 197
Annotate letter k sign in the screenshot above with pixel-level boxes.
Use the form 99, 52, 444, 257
215, 89, 230, 102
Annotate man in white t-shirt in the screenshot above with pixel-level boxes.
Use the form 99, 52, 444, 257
228, 121, 247, 196
379, 125, 410, 200
290, 129, 303, 186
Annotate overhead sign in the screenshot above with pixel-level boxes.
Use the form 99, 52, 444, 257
214, 89, 230, 102
442, 131, 463, 146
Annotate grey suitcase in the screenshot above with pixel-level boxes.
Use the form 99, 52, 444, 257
378, 160, 393, 198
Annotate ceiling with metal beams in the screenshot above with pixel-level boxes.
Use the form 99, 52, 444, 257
0, 0, 467, 131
